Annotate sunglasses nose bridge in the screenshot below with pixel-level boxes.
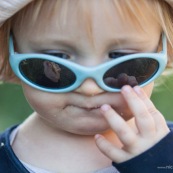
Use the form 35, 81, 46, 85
80, 66, 103, 82
74, 67, 105, 95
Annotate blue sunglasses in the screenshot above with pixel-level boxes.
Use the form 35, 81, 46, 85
9, 34, 167, 93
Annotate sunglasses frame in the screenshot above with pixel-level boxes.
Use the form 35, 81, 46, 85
9, 33, 167, 93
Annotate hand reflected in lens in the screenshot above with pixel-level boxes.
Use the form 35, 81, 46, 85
104, 73, 138, 88
127, 76, 138, 87
43, 61, 61, 82
104, 77, 118, 88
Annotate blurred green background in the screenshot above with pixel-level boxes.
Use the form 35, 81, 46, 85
1, 69, 173, 132
0, 81, 33, 132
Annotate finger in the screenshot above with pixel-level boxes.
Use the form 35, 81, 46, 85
133, 86, 169, 133
100, 104, 137, 147
95, 134, 129, 163
121, 85, 155, 137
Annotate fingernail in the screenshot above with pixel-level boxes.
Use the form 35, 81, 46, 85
95, 134, 102, 140
100, 104, 111, 112
122, 85, 132, 93
133, 86, 142, 95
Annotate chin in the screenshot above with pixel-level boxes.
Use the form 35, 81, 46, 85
66, 122, 111, 136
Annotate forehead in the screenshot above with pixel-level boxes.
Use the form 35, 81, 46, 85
12, 0, 160, 46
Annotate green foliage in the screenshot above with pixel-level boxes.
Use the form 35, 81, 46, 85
0, 83, 32, 131
151, 69, 173, 121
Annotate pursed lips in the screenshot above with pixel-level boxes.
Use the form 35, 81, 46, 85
61, 92, 123, 113
65, 105, 101, 111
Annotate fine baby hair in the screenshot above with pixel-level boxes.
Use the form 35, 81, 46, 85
0, 0, 173, 82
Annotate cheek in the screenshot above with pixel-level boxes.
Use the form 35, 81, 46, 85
22, 83, 66, 116
143, 82, 154, 97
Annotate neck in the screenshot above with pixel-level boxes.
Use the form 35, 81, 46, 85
12, 112, 129, 173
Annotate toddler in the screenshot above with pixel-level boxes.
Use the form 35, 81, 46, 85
0, 0, 173, 173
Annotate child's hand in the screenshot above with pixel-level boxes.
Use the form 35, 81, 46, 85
95, 85, 170, 163
0, 0, 33, 26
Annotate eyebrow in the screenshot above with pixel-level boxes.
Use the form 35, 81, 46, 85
28, 38, 79, 52
28, 35, 159, 53
107, 37, 159, 52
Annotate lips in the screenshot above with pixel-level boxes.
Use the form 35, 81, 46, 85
80, 106, 101, 111
76, 105, 101, 111
66, 105, 101, 111
63, 92, 124, 114
63, 105, 102, 115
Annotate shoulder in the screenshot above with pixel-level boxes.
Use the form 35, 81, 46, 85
0, 125, 18, 143
167, 121, 173, 129
0, 125, 29, 173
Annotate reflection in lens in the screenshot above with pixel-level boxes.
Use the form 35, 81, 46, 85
43, 61, 61, 82
103, 58, 158, 89
19, 59, 76, 89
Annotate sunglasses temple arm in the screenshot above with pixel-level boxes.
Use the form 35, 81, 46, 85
162, 32, 167, 55
9, 34, 15, 55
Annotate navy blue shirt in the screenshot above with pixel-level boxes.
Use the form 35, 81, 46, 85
0, 123, 173, 173
113, 122, 173, 173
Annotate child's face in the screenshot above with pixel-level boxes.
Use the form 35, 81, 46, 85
13, 1, 161, 135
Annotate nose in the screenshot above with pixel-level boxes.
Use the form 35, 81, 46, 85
75, 78, 104, 96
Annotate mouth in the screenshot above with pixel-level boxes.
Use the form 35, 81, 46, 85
80, 105, 101, 111
71, 105, 101, 111
63, 105, 101, 114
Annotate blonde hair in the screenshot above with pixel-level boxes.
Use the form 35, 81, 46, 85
0, 0, 173, 81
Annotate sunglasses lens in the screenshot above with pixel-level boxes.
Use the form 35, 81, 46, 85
103, 58, 159, 89
19, 59, 76, 89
